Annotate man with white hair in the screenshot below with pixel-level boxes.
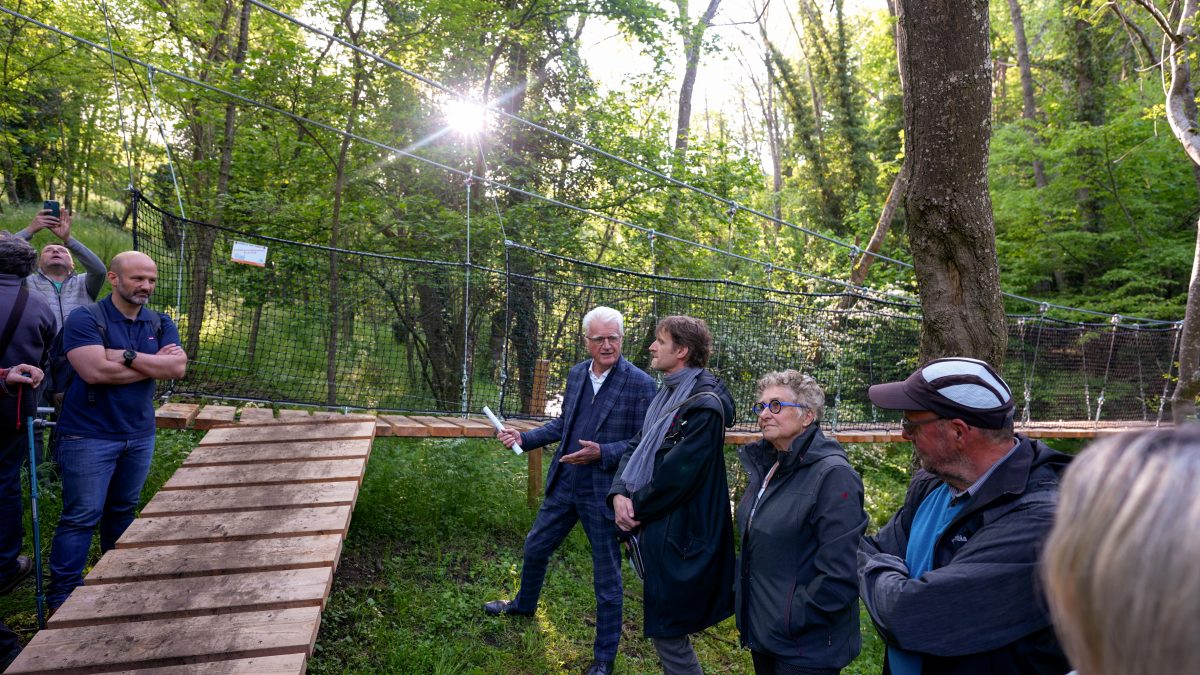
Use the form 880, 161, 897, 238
487, 306, 656, 675
858, 357, 1071, 675
14, 207, 106, 332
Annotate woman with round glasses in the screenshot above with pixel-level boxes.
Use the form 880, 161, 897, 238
735, 370, 868, 675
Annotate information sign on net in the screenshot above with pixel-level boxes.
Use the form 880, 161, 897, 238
231, 241, 268, 267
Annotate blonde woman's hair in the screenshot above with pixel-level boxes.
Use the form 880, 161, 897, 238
1042, 426, 1200, 675
755, 369, 824, 422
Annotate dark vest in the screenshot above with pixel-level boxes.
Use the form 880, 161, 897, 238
557, 372, 614, 494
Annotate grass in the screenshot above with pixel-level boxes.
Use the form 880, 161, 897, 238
1, 430, 916, 673
309, 437, 913, 674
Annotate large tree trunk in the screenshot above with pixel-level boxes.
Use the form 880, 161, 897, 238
896, 0, 1007, 365
1007, 0, 1046, 188
1154, 0, 1200, 421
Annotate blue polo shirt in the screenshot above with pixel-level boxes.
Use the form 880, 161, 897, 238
56, 296, 180, 440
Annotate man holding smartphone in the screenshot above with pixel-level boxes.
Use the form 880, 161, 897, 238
14, 202, 107, 332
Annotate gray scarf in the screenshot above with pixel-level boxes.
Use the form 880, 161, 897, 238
620, 366, 703, 493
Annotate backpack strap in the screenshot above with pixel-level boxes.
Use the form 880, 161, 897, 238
0, 286, 30, 362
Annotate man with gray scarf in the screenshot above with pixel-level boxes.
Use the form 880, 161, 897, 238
609, 315, 736, 674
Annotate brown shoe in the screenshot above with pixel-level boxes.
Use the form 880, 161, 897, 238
0, 556, 33, 595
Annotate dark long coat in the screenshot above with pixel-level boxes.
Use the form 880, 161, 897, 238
609, 370, 737, 638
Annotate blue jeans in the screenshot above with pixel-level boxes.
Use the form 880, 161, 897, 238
47, 434, 155, 608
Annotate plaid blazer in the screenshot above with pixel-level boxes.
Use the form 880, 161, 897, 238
521, 356, 656, 498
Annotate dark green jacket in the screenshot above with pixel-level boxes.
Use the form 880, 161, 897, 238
609, 370, 737, 638
735, 425, 867, 667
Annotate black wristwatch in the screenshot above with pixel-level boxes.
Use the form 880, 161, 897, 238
123, 349, 137, 368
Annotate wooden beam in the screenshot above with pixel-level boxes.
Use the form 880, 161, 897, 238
115, 505, 353, 548
192, 404, 236, 429
88, 535, 343, 584
405, 416, 464, 437
48, 568, 333, 629
141, 483, 359, 517
155, 403, 199, 429
198, 421, 374, 446
184, 439, 371, 466
162, 459, 366, 490
4, 607, 322, 674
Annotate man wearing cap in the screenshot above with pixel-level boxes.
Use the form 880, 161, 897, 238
858, 357, 1072, 675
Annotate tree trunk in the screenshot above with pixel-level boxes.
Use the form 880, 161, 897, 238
1071, 8, 1104, 233
840, 161, 909, 309
1155, 0, 1200, 421
896, 0, 1007, 365
672, 0, 723, 156
181, 0, 240, 358
326, 0, 369, 406
1007, 0, 1046, 187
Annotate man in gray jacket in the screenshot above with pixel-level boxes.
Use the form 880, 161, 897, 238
14, 207, 106, 332
858, 357, 1070, 675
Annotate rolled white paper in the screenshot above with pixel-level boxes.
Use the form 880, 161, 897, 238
482, 406, 523, 455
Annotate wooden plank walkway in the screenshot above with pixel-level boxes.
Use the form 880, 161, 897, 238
5, 419, 375, 674
150, 402, 1163, 443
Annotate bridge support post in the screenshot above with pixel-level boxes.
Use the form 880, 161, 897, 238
526, 359, 550, 507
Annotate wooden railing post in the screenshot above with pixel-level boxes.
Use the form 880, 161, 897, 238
525, 359, 551, 507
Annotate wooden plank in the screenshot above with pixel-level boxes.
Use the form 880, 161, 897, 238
4, 606, 322, 674
192, 405, 236, 429
277, 409, 312, 421
378, 415, 429, 437
106, 653, 307, 674
406, 415, 463, 437
442, 416, 497, 437
141, 483, 359, 517
184, 439, 371, 466
198, 420, 374, 445
162, 459, 366, 490
724, 430, 761, 445
49, 568, 333, 629
116, 505, 353, 548
88, 535, 342, 584
374, 416, 393, 437
236, 407, 275, 423
505, 419, 544, 432
155, 403, 199, 430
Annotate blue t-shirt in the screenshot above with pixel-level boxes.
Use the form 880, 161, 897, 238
888, 484, 966, 675
56, 296, 180, 440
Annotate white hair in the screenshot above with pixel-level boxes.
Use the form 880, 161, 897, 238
581, 306, 624, 336
1042, 426, 1200, 675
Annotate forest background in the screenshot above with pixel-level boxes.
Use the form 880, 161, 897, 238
0, 0, 1190, 671
2, 0, 1196, 324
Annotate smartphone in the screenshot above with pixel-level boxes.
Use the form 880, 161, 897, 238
43, 200, 60, 218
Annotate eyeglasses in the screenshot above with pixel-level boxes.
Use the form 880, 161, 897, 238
751, 399, 806, 415
586, 335, 622, 345
900, 416, 943, 434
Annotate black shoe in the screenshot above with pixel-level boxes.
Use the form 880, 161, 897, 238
0, 556, 33, 595
483, 599, 533, 616
583, 660, 614, 675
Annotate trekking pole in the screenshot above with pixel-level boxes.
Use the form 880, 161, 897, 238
25, 414, 46, 629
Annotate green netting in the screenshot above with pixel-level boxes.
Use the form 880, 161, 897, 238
133, 192, 1181, 431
